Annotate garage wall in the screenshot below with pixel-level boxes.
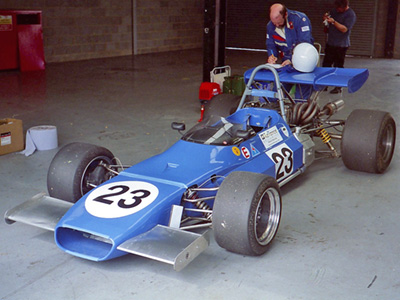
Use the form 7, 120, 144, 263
226, 0, 400, 58
0, 0, 132, 63
0, 0, 203, 63
135, 0, 203, 55
1, 0, 398, 63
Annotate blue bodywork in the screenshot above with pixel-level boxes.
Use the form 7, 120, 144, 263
6, 64, 370, 268
244, 66, 369, 93
54, 107, 304, 261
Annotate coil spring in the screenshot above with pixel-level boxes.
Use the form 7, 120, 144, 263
195, 200, 212, 219
316, 127, 331, 143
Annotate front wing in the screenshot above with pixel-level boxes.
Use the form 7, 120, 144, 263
4, 193, 210, 271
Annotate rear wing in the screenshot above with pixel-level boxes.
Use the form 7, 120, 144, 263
244, 66, 369, 93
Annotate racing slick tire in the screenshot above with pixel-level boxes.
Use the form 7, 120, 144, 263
47, 142, 115, 203
212, 171, 282, 256
341, 109, 396, 173
203, 94, 241, 121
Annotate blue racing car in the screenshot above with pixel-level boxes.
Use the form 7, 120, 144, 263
5, 64, 396, 271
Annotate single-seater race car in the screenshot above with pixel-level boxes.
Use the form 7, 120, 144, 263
5, 62, 396, 271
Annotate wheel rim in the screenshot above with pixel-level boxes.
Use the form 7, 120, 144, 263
254, 187, 281, 246
80, 156, 113, 196
380, 122, 395, 163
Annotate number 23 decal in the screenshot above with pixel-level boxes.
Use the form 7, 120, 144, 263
85, 181, 159, 219
266, 144, 294, 180
93, 185, 150, 208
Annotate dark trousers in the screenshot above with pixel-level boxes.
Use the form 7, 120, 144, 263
322, 44, 349, 68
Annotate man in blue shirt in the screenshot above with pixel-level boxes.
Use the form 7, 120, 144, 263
322, 0, 356, 93
266, 3, 314, 99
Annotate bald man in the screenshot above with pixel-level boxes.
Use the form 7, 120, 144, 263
267, 3, 314, 66
266, 3, 314, 99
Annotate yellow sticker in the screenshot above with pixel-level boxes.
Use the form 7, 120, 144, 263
0, 16, 12, 25
0, 15, 13, 31
232, 146, 241, 156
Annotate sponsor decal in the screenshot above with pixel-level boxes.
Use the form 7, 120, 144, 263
259, 126, 283, 149
250, 143, 260, 156
241, 146, 250, 159
232, 146, 241, 156
281, 126, 289, 137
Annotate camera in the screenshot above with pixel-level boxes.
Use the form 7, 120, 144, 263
323, 12, 331, 26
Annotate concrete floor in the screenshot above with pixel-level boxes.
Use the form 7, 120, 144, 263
0, 49, 399, 300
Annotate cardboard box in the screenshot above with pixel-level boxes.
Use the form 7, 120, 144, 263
0, 118, 24, 155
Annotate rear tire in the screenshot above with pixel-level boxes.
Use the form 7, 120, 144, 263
212, 171, 282, 256
341, 109, 396, 173
47, 142, 115, 203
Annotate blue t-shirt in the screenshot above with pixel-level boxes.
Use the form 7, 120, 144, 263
327, 7, 356, 48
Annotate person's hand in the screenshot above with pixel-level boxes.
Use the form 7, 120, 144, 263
323, 13, 330, 27
281, 59, 291, 67
268, 54, 277, 64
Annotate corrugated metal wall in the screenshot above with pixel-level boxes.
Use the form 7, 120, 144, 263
227, 0, 378, 56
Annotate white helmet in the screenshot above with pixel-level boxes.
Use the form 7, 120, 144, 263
292, 42, 319, 73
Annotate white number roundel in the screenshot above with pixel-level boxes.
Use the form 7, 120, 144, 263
85, 181, 159, 218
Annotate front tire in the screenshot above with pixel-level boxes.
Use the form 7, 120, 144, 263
212, 171, 282, 256
341, 109, 396, 173
47, 142, 115, 203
